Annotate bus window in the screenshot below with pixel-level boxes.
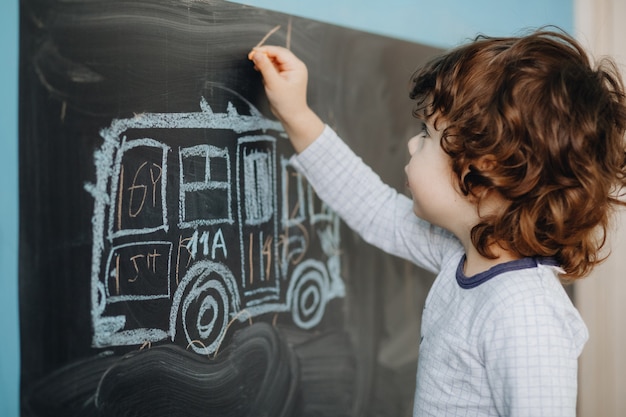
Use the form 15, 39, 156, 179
242, 147, 274, 225
179, 144, 233, 228
110, 138, 170, 238
281, 157, 306, 227
308, 184, 334, 225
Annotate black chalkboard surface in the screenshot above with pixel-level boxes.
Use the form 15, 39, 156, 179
19, 1, 440, 416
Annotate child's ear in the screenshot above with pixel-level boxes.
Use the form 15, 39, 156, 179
461, 155, 498, 200
476, 155, 498, 172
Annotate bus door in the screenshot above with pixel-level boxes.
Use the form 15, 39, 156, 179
236, 136, 279, 305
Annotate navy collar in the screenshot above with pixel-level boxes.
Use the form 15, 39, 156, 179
456, 255, 559, 289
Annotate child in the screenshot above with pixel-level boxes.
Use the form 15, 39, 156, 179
249, 30, 626, 416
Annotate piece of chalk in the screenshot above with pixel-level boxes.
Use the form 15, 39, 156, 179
254, 25, 281, 49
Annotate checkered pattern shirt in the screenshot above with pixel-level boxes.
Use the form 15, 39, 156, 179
290, 125, 588, 417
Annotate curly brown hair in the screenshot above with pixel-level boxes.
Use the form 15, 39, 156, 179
409, 29, 626, 280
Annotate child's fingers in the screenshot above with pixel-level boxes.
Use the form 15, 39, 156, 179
249, 49, 281, 85
252, 45, 291, 61
251, 46, 302, 72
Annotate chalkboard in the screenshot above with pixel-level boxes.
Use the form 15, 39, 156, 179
19, 1, 441, 416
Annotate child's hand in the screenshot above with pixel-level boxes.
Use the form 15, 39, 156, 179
248, 46, 324, 152
248, 46, 308, 123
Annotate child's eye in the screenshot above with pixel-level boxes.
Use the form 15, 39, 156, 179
419, 122, 430, 138
408, 134, 425, 154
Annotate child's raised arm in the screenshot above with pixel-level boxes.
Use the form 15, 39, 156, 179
248, 46, 325, 153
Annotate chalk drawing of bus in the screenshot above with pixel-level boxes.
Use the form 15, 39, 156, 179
85, 85, 345, 355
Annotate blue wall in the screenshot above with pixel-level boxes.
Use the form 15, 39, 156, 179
0, 1, 571, 415
231, 0, 573, 48
1, 0, 20, 415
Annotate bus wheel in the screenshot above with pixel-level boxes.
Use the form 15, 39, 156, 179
291, 260, 328, 329
171, 261, 238, 356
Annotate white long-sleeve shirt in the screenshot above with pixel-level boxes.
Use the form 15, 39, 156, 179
290, 125, 588, 417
